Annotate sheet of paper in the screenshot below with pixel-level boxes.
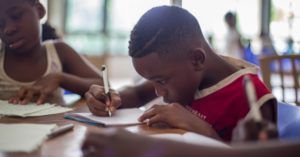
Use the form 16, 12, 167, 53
151, 132, 230, 148
65, 108, 144, 126
0, 124, 56, 152
0, 100, 55, 117
0, 100, 73, 117
26, 106, 73, 117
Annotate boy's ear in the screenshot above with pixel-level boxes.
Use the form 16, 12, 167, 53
189, 48, 206, 71
35, 2, 46, 19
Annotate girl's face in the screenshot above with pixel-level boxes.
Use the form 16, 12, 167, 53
0, 0, 44, 53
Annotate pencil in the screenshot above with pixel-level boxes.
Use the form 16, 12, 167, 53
48, 124, 74, 139
101, 65, 112, 117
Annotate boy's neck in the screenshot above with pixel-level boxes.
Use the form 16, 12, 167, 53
198, 50, 238, 90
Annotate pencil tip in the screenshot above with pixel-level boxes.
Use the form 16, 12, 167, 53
101, 65, 106, 71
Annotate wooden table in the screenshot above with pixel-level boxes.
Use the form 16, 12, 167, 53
0, 100, 185, 157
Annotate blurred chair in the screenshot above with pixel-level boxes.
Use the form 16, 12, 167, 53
260, 55, 300, 105
277, 102, 300, 140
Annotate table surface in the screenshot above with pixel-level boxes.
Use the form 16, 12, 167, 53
0, 100, 185, 157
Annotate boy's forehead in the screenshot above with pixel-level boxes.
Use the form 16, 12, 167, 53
132, 52, 185, 78
0, 0, 27, 10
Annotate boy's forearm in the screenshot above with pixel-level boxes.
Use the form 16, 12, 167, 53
181, 117, 222, 141
118, 81, 157, 108
59, 73, 102, 95
187, 121, 222, 141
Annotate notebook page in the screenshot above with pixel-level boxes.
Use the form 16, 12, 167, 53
25, 106, 73, 117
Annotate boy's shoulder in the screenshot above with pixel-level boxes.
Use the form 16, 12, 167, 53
220, 55, 259, 72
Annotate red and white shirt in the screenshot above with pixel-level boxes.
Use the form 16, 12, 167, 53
186, 56, 275, 141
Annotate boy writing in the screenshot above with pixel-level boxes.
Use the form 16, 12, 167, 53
85, 6, 277, 141
0, 0, 102, 105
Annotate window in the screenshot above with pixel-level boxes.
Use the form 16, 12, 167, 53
64, 0, 170, 55
270, 0, 300, 54
64, 0, 104, 55
182, 0, 260, 53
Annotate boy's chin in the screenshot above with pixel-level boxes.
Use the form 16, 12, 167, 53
163, 98, 172, 104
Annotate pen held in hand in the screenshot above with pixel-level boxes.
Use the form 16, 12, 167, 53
101, 65, 112, 117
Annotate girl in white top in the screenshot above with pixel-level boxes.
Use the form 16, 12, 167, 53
0, 0, 101, 105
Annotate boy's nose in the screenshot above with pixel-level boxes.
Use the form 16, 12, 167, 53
4, 23, 17, 36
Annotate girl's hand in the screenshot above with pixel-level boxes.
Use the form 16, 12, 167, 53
9, 73, 61, 105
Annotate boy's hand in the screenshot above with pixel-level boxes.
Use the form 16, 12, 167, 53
85, 84, 121, 116
232, 118, 278, 142
9, 73, 61, 105
138, 103, 217, 138
82, 128, 156, 157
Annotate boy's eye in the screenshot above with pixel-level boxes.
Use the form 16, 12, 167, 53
11, 12, 23, 21
156, 79, 167, 85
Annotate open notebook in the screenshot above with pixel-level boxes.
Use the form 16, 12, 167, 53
65, 108, 144, 126
0, 100, 73, 117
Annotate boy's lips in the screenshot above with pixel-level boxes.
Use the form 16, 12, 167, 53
9, 39, 25, 49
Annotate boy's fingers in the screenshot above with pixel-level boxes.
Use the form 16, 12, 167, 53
85, 92, 107, 110
109, 106, 117, 112
147, 114, 162, 126
88, 105, 108, 116
85, 92, 109, 116
110, 91, 122, 108
89, 85, 106, 100
138, 107, 158, 122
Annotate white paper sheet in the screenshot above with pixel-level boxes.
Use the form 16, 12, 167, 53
0, 124, 56, 152
26, 106, 73, 117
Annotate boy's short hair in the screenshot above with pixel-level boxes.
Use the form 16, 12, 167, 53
129, 6, 206, 58
25, 0, 38, 5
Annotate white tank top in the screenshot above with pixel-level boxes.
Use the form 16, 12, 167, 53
0, 40, 64, 104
